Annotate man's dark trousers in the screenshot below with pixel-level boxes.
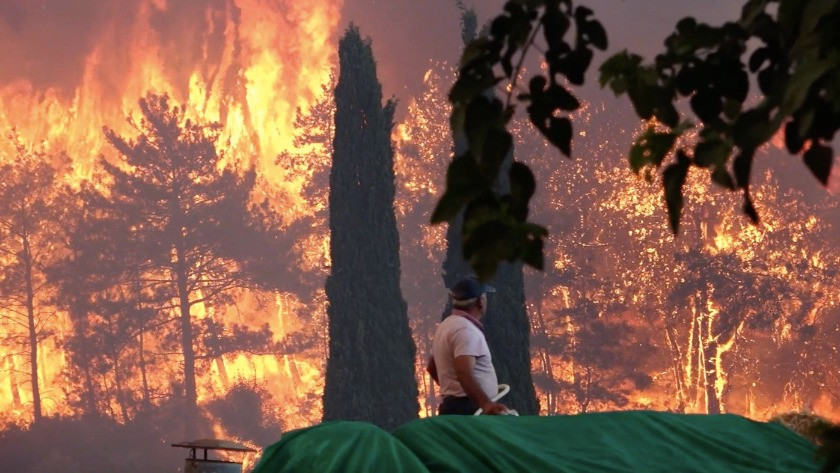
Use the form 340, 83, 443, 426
439, 396, 479, 415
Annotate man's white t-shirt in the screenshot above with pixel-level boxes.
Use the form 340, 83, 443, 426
432, 311, 498, 399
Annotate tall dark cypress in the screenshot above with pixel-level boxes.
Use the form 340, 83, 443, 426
323, 25, 419, 430
440, 8, 539, 415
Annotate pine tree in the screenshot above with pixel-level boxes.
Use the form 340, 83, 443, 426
440, 7, 539, 415
323, 26, 418, 430
73, 94, 286, 429
0, 146, 70, 423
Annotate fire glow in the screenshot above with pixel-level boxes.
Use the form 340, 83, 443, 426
0, 0, 340, 182
1, 1, 839, 456
0, 0, 342, 434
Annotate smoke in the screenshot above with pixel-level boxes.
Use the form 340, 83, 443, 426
0, 1, 116, 94
0, 0, 344, 173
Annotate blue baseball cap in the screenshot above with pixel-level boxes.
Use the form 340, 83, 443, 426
449, 277, 496, 303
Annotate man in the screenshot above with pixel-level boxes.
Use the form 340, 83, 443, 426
427, 277, 508, 415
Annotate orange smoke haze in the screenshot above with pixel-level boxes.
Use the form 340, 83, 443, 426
0, 0, 342, 181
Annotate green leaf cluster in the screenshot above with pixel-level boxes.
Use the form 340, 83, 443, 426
432, 0, 608, 280
600, 0, 840, 232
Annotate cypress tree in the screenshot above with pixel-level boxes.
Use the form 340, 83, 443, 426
323, 25, 419, 430
440, 8, 539, 415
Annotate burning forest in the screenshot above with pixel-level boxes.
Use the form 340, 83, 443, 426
0, 0, 838, 471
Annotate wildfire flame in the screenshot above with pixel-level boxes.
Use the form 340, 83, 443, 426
0, 0, 341, 429
0, 0, 341, 183
1, 5, 838, 459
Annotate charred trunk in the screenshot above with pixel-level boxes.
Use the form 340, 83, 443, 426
23, 236, 42, 423
287, 354, 302, 394
534, 291, 556, 414
6, 355, 21, 407
138, 331, 150, 407
579, 366, 593, 413
665, 324, 686, 413
174, 247, 197, 412
112, 357, 129, 422
83, 364, 99, 415
704, 341, 722, 414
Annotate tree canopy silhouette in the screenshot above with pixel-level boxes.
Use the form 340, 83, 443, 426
0, 145, 70, 423
322, 26, 419, 430
64, 93, 288, 424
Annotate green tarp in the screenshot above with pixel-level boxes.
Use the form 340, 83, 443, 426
253, 411, 819, 472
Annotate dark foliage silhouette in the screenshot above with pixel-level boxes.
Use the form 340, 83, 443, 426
322, 25, 419, 430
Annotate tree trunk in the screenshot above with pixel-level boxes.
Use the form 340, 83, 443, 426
277, 295, 301, 395
288, 354, 302, 394
686, 298, 702, 410
100, 372, 117, 419
138, 331, 150, 407
131, 278, 151, 408
427, 374, 437, 416
174, 246, 197, 411
6, 355, 21, 407
113, 357, 130, 422
417, 343, 430, 417
704, 341, 721, 414
83, 364, 99, 415
169, 194, 198, 417
23, 236, 42, 423
533, 290, 557, 414
579, 366, 592, 413
695, 289, 722, 415
215, 357, 230, 390
665, 325, 686, 413
539, 349, 554, 413
419, 338, 437, 416
105, 314, 129, 421
746, 383, 754, 418
178, 285, 196, 408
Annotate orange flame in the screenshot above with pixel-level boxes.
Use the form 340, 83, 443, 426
0, 0, 340, 428
0, 0, 341, 182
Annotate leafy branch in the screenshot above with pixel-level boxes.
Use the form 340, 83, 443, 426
600, 0, 839, 232
431, 0, 607, 280
433, 0, 838, 280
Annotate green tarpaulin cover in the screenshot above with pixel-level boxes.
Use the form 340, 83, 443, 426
253, 411, 819, 472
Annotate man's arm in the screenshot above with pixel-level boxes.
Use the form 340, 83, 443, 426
426, 356, 439, 385
453, 355, 507, 415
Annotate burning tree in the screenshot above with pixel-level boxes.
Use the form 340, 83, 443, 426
554, 296, 654, 413
61, 93, 288, 425
323, 26, 419, 430
278, 71, 335, 289
666, 249, 759, 414
510, 93, 840, 417
0, 144, 71, 423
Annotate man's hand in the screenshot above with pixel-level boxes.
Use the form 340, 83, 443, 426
479, 401, 509, 415
454, 355, 505, 414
